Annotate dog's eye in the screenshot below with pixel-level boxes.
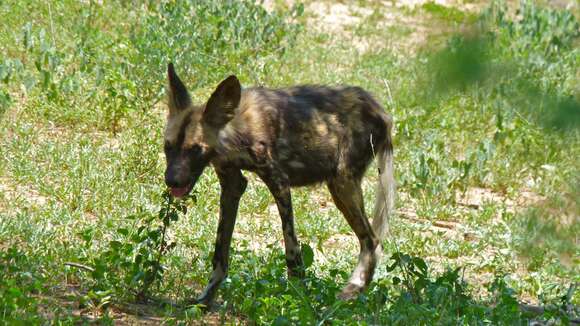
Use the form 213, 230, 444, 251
185, 145, 202, 156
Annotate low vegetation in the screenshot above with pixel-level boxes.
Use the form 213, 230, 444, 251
0, 0, 578, 324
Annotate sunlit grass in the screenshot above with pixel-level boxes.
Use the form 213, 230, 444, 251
0, 0, 578, 324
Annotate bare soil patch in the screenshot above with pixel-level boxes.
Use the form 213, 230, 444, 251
264, 0, 488, 54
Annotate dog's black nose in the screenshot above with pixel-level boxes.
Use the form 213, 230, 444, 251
165, 163, 193, 188
165, 177, 179, 188
165, 170, 181, 188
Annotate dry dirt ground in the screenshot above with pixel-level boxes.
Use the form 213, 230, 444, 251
264, 0, 488, 53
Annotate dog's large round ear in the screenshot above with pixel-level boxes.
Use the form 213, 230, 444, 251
203, 75, 241, 129
167, 63, 191, 112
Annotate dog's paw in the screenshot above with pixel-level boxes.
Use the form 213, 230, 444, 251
337, 283, 363, 301
185, 295, 214, 312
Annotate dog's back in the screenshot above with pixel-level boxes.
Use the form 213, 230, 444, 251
215, 85, 393, 186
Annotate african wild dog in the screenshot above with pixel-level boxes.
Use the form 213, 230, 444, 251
163, 63, 395, 305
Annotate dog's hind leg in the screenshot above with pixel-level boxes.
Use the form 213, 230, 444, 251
258, 168, 304, 279
196, 167, 247, 307
327, 177, 379, 300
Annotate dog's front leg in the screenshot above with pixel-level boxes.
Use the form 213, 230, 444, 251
196, 168, 247, 307
259, 169, 304, 279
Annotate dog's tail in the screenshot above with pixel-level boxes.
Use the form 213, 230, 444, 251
372, 123, 395, 242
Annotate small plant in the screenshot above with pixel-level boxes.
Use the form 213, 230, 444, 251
0, 246, 43, 323
78, 192, 186, 306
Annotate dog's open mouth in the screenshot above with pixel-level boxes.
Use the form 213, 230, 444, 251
169, 182, 193, 198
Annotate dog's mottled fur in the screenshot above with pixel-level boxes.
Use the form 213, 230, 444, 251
163, 64, 395, 305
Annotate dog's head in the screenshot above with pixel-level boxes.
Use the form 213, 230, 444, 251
163, 63, 241, 198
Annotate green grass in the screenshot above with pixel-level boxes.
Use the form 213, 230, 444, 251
420, 2, 475, 23
1, 0, 579, 324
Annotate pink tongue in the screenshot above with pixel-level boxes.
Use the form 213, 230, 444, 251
170, 187, 189, 198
